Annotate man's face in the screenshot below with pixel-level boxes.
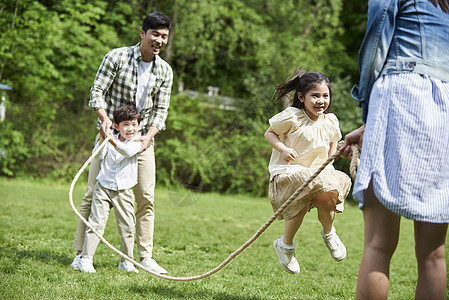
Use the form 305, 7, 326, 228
140, 26, 169, 59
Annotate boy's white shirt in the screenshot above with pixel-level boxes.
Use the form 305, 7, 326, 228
93, 133, 141, 190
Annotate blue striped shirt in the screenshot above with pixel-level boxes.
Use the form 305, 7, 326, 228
353, 73, 449, 223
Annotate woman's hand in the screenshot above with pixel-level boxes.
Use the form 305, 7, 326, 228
341, 125, 365, 159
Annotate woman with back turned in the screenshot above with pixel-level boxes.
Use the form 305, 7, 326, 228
341, 1, 449, 299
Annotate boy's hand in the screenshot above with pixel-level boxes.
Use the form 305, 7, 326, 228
281, 147, 298, 163
106, 132, 117, 147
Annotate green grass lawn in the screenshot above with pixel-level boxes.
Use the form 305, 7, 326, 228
0, 177, 447, 299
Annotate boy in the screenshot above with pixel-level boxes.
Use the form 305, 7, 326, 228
77, 104, 141, 273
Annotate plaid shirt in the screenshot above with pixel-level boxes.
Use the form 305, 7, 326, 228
89, 43, 173, 135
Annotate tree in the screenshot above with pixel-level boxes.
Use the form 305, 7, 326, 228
0, 0, 138, 176
0, 0, 366, 195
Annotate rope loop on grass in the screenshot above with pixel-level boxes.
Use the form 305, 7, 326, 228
69, 138, 360, 281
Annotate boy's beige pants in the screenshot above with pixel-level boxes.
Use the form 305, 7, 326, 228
81, 183, 136, 260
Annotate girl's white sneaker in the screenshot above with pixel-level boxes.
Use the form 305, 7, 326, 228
273, 237, 300, 274
321, 226, 346, 261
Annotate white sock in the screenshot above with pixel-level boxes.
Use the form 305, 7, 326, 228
279, 236, 295, 249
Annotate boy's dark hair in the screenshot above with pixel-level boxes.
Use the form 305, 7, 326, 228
142, 12, 171, 33
113, 104, 141, 125
275, 67, 332, 112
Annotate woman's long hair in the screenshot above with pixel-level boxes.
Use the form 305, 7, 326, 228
429, 0, 449, 12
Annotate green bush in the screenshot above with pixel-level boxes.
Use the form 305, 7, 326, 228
156, 75, 362, 197
156, 93, 274, 196
0, 75, 361, 197
0, 0, 364, 197
0, 102, 97, 181
0, 121, 30, 176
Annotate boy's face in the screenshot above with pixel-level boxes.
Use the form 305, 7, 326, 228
114, 119, 139, 142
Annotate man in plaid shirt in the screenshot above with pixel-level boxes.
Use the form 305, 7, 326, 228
71, 12, 173, 274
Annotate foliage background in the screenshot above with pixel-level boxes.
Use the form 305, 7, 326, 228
0, 0, 366, 196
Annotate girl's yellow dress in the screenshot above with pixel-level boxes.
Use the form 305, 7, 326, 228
268, 107, 351, 220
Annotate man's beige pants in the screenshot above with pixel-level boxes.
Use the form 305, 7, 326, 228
73, 135, 156, 259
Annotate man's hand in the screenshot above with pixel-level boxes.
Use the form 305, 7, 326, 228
96, 108, 113, 138
341, 124, 365, 159
99, 119, 113, 138
136, 126, 159, 153
135, 135, 152, 153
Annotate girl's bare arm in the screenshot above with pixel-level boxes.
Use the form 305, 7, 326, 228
265, 127, 298, 163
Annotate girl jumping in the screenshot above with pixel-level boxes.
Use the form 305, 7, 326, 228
265, 68, 351, 274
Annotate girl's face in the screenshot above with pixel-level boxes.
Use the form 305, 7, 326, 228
298, 82, 330, 121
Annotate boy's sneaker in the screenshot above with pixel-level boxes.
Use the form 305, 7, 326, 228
77, 257, 96, 273
321, 226, 346, 261
140, 258, 168, 274
118, 261, 139, 273
70, 254, 82, 270
273, 237, 300, 274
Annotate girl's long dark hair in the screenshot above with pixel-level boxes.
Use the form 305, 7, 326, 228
429, 0, 449, 12
274, 67, 332, 111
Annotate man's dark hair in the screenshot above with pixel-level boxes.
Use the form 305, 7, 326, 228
142, 12, 171, 33
113, 103, 141, 125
